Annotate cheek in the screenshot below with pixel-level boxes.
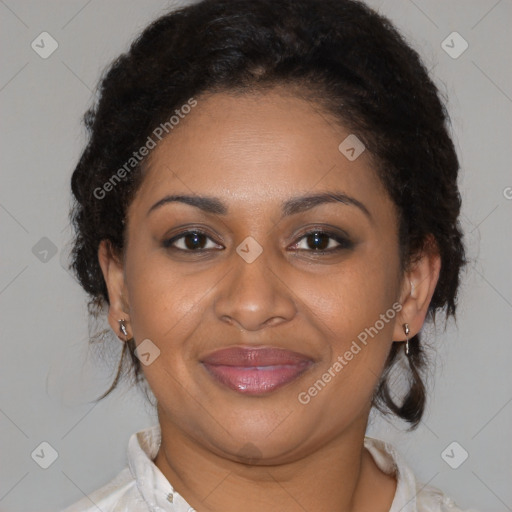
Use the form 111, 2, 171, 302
291, 251, 400, 403
124, 247, 209, 338
294, 270, 398, 431
294, 254, 400, 341
123, 253, 208, 402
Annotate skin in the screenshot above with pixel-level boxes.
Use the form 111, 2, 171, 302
98, 87, 441, 512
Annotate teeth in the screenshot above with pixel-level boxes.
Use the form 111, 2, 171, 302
236, 366, 278, 370
253, 365, 288, 370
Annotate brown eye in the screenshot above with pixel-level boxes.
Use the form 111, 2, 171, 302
305, 232, 330, 250
292, 230, 353, 252
163, 230, 223, 252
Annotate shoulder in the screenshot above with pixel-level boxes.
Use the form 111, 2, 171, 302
60, 466, 146, 512
363, 436, 480, 512
416, 482, 480, 512
61, 425, 173, 511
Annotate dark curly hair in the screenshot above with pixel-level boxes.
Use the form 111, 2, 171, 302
69, 0, 467, 428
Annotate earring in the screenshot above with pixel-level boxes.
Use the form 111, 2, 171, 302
118, 319, 128, 338
403, 323, 410, 355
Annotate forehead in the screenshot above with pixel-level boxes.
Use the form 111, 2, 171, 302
131, 89, 390, 216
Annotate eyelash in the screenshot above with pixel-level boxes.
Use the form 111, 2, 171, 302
162, 228, 353, 254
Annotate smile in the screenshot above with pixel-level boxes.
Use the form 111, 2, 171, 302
201, 347, 314, 395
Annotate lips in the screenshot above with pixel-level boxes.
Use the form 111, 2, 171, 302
201, 347, 314, 395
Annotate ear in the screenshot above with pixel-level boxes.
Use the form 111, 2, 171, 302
392, 235, 441, 341
98, 240, 132, 340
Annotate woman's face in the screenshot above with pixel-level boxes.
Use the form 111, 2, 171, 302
102, 88, 433, 463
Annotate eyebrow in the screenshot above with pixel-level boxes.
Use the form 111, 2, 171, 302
147, 192, 372, 222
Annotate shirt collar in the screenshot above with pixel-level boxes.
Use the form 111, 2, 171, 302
364, 436, 419, 511
128, 425, 192, 512
128, 425, 419, 511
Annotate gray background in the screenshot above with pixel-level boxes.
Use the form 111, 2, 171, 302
1, 1, 511, 511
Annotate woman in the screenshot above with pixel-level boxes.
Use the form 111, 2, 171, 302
63, 0, 477, 510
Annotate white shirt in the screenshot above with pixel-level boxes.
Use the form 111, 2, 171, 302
62, 424, 478, 512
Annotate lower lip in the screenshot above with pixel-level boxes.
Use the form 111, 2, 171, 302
202, 362, 312, 395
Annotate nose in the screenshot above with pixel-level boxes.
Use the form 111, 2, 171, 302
213, 248, 297, 332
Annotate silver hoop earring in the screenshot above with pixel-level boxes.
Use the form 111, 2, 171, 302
403, 323, 410, 355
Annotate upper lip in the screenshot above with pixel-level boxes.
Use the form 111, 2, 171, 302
201, 346, 314, 367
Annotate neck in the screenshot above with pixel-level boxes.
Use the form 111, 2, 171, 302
152, 407, 395, 512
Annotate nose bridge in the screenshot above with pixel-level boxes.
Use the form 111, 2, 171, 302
214, 242, 296, 331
